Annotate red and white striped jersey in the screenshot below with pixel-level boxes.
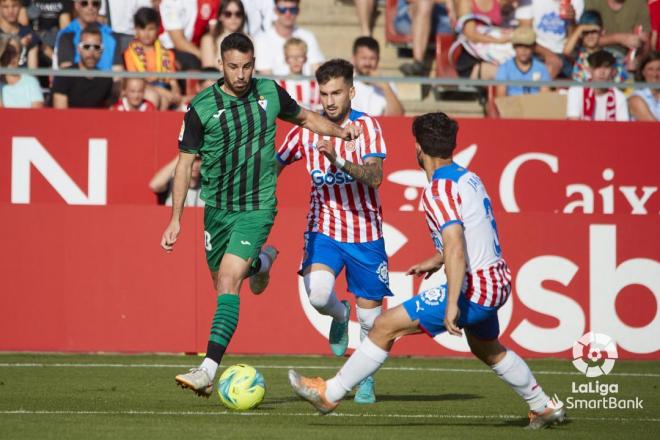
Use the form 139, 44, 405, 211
277, 110, 386, 243
422, 162, 511, 307
277, 79, 322, 111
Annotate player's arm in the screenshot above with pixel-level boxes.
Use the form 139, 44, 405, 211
406, 252, 444, 279
161, 152, 196, 252
276, 81, 360, 140
317, 140, 383, 189
161, 106, 204, 252
441, 223, 467, 336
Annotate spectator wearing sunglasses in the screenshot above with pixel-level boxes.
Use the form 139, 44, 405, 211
159, 0, 219, 71
52, 26, 114, 108
54, 0, 121, 71
254, 0, 324, 75
200, 0, 247, 68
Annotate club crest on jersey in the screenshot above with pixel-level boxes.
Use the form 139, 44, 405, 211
420, 287, 445, 306
377, 261, 389, 285
258, 96, 268, 110
345, 141, 356, 153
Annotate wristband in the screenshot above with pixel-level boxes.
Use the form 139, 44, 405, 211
334, 156, 346, 169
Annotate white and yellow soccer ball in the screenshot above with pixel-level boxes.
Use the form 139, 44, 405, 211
217, 364, 266, 410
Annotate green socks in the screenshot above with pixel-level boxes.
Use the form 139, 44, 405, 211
210, 294, 240, 347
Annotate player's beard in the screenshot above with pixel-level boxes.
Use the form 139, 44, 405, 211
325, 105, 350, 124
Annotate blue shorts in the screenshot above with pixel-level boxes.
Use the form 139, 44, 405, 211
402, 284, 500, 340
300, 232, 393, 301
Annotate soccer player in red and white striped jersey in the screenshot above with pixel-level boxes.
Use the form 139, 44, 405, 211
289, 113, 566, 430
278, 59, 392, 404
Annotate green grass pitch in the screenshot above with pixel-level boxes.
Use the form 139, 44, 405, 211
0, 353, 658, 439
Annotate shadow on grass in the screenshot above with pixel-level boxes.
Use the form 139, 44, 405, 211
377, 393, 482, 402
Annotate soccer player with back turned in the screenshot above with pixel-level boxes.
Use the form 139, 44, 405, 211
160, 33, 360, 397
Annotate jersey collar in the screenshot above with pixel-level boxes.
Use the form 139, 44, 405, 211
432, 162, 468, 182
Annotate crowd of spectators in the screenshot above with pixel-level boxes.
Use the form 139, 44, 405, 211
0, 0, 657, 121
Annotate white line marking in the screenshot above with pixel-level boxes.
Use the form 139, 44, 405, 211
0, 363, 658, 377
0, 410, 658, 423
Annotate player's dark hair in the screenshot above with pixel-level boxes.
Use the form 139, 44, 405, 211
315, 58, 354, 86
412, 112, 459, 159
134, 7, 161, 28
353, 36, 380, 57
80, 25, 102, 40
220, 32, 254, 57
588, 49, 616, 69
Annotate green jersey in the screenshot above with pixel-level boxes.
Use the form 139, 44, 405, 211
178, 78, 301, 210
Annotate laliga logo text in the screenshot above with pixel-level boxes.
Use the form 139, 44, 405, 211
566, 332, 644, 410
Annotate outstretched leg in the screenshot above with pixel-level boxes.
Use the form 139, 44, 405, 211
289, 305, 421, 413
466, 332, 566, 429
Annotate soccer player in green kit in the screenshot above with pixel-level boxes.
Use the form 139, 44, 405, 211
160, 33, 361, 397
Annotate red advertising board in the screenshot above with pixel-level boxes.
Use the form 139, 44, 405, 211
0, 109, 658, 359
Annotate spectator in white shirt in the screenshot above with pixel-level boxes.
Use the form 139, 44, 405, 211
567, 49, 629, 121
254, 0, 324, 75
351, 36, 403, 116
516, 0, 584, 78
159, 0, 214, 70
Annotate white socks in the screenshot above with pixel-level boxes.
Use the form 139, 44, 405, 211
490, 350, 550, 413
303, 271, 347, 322
356, 305, 381, 341
326, 337, 388, 403
200, 357, 219, 380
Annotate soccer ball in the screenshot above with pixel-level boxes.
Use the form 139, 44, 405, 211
217, 364, 266, 410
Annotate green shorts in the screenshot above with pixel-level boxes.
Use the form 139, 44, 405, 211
203, 206, 276, 272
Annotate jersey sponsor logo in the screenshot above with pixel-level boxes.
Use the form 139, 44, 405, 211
310, 169, 355, 187
212, 109, 226, 119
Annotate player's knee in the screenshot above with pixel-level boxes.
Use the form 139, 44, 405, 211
216, 273, 243, 293
303, 270, 335, 309
357, 306, 380, 332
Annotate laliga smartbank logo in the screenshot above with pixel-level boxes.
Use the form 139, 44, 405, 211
572, 332, 618, 377
566, 332, 644, 410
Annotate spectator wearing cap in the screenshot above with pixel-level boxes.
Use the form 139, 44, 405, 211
0, 37, 44, 107
584, 0, 651, 61
351, 36, 404, 116
564, 10, 627, 82
495, 27, 550, 96
628, 51, 660, 121
254, 0, 324, 75
566, 49, 629, 121
54, 0, 121, 71
52, 25, 114, 108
